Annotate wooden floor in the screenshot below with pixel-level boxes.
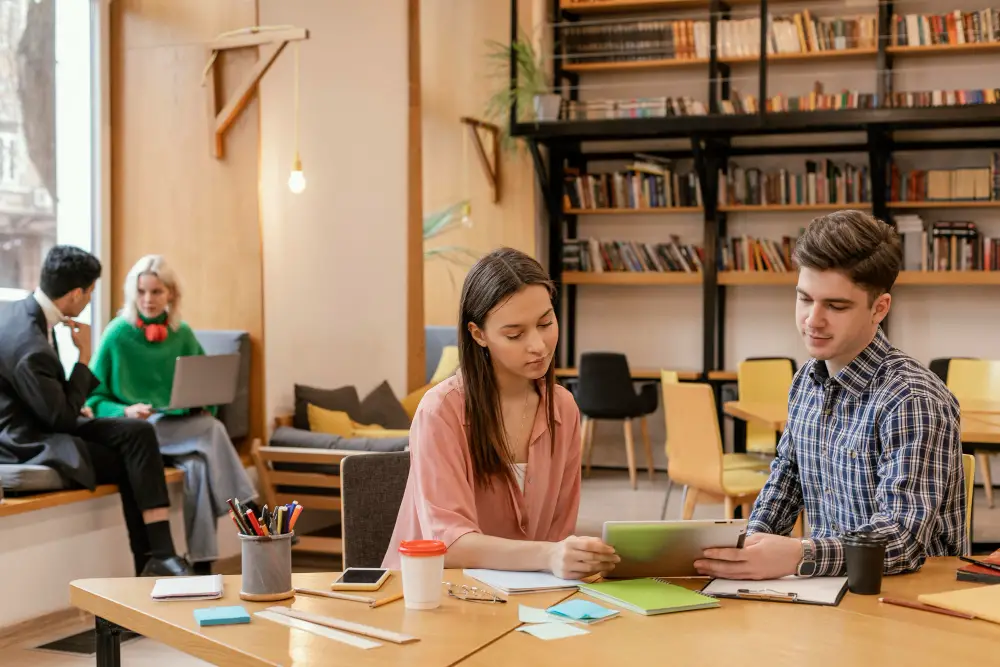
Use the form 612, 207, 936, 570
3, 469, 998, 666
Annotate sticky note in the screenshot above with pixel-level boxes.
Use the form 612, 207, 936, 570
547, 599, 618, 621
193, 606, 251, 627
518, 605, 576, 624
517, 622, 589, 640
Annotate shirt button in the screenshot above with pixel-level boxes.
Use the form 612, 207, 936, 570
832, 523, 839, 531
823, 410, 832, 416
824, 487, 831, 495
849, 450, 857, 459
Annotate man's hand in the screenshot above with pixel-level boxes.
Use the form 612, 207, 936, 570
80, 406, 94, 419
68, 320, 92, 365
547, 536, 620, 580
694, 533, 803, 580
125, 403, 154, 420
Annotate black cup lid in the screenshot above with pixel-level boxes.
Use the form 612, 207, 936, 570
841, 531, 888, 546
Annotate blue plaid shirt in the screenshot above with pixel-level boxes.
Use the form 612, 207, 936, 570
747, 327, 967, 576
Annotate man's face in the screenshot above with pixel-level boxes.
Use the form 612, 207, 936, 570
795, 267, 890, 369
63, 284, 95, 318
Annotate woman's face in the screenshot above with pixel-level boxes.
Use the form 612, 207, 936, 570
136, 273, 172, 320
471, 284, 559, 382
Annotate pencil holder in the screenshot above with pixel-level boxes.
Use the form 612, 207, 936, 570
239, 532, 294, 602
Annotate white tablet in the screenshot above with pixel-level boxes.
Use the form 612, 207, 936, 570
601, 519, 747, 578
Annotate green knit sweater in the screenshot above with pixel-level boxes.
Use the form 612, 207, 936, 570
86, 314, 218, 418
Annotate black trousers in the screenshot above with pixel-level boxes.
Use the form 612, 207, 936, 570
74, 417, 171, 574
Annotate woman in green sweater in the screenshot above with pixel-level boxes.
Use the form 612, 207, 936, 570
87, 255, 256, 571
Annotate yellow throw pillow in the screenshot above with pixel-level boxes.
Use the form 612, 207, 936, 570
401, 382, 433, 421
307, 404, 355, 437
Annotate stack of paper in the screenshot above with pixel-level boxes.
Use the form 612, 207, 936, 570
463, 569, 582, 595
701, 575, 848, 606
578, 578, 719, 615
150, 575, 224, 601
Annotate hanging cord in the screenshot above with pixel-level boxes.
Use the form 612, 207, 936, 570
293, 40, 301, 164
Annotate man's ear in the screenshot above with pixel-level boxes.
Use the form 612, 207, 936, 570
873, 293, 891, 324
467, 322, 487, 348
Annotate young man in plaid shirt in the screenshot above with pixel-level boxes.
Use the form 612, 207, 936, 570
695, 210, 967, 580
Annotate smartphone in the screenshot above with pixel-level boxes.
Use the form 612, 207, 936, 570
331, 567, 391, 591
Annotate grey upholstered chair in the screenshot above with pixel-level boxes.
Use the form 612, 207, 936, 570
340, 451, 411, 568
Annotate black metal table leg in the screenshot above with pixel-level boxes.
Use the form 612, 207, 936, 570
95, 616, 122, 667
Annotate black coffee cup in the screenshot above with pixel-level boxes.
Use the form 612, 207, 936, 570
841, 531, 887, 595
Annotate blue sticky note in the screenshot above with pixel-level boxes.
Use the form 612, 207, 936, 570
193, 606, 251, 627
547, 599, 617, 621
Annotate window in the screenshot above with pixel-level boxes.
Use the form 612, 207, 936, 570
0, 0, 106, 372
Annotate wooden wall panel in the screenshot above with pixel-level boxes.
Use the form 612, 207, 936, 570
110, 0, 265, 443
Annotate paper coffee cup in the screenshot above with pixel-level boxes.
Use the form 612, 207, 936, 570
398, 540, 447, 610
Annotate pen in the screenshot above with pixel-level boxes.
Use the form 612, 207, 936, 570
735, 589, 797, 602
289, 503, 304, 532
245, 509, 264, 536
958, 555, 1000, 574
878, 596, 975, 619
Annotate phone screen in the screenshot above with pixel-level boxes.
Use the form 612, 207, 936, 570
338, 569, 387, 584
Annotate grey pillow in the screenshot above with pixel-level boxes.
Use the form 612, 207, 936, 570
358, 381, 411, 429
293, 383, 362, 430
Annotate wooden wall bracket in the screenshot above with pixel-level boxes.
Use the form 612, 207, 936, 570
459, 117, 501, 203
205, 27, 310, 159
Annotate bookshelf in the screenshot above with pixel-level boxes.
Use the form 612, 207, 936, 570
512, 0, 1000, 375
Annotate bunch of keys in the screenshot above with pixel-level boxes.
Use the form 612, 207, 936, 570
443, 582, 506, 604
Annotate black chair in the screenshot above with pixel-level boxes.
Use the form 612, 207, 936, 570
576, 352, 659, 490
340, 451, 411, 568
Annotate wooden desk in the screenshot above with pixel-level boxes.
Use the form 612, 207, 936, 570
70, 571, 574, 667
462, 558, 1000, 667
555, 368, 700, 381
961, 398, 1000, 415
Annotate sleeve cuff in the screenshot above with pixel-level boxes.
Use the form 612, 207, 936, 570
811, 536, 846, 577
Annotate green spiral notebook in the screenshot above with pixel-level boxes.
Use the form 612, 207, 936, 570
578, 578, 720, 616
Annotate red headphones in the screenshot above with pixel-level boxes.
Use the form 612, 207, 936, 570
136, 318, 169, 343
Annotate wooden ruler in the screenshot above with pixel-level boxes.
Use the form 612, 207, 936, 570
263, 606, 420, 645
254, 610, 381, 650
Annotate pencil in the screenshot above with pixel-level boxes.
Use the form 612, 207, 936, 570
294, 588, 375, 604
878, 596, 975, 619
370, 593, 404, 609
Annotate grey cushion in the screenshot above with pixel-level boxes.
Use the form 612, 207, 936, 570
0, 464, 67, 493
425, 325, 458, 383
341, 451, 411, 568
193, 330, 251, 439
294, 384, 362, 431
358, 381, 411, 430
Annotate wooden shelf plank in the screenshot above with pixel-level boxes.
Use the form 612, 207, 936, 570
887, 200, 1000, 209
563, 58, 708, 73
560, 0, 801, 13
562, 271, 703, 285
718, 272, 797, 285
887, 42, 1000, 57
564, 207, 703, 215
717, 271, 1000, 286
720, 203, 871, 212
723, 48, 877, 64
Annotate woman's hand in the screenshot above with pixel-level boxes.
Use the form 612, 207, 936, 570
547, 536, 619, 579
125, 403, 153, 420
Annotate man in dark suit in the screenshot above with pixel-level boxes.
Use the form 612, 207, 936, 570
0, 246, 193, 577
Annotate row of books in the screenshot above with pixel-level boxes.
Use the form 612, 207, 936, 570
897, 216, 1000, 271
887, 89, 1000, 108
719, 161, 871, 207
892, 10, 1000, 47
720, 235, 799, 273
564, 97, 707, 120
563, 237, 705, 273
561, 20, 700, 64
721, 88, 877, 114
889, 157, 1000, 202
564, 162, 703, 210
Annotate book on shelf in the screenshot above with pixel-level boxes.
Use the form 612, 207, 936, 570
719, 159, 871, 207
727, 12, 877, 58
718, 235, 798, 273
897, 214, 1000, 271
562, 19, 701, 65
722, 82, 877, 114
565, 96, 707, 120
887, 89, 1000, 107
563, 237, 704, 273
891, 9, 1000, 47
564, 161, 703, 210
889, 155, 999, 202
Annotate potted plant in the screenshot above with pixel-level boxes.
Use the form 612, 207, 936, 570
484, 31, 562, 146
423, 200, 480, 284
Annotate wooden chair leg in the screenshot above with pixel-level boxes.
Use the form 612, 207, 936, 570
584, 418, 596, 478
682, 487, 699, 520
978, 451, 994, 509
623, 419, 637, 490
791, 511, 804, 538
640, 416, 654, 482
724, 496, 736, 519
740, 502, 752, 519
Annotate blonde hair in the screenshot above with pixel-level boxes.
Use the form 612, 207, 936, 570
121, 255, 183, 331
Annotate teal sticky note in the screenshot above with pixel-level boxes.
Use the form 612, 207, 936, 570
547, 599, 617, 621
193, 606, 251, 627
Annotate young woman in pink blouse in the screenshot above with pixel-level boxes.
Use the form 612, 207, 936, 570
383, 248, 619, 579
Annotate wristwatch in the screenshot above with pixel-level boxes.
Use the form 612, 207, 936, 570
797, 539, 817, 577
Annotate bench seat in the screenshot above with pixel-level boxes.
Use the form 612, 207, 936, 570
0, 468, 185, 519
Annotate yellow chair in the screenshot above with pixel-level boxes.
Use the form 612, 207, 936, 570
963, 453, 975, 542
662, 382, 768, 520
737, 358, 794, 456
659, 370, 769, 519
947, 359, 1000, 508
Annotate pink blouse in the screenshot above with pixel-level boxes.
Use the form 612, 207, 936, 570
381, 374, 582, 569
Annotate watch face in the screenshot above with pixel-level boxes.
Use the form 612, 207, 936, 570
799, 561, 817, 577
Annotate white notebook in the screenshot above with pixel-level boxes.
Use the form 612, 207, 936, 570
701, 575, 848, 606
150, 574, 224, 601
463, 569, 582, 595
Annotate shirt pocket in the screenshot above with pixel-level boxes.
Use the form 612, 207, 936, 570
830, 432, 880, 510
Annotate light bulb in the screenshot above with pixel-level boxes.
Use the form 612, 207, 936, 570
288, 155, 306, 194
460, 202, 473, 228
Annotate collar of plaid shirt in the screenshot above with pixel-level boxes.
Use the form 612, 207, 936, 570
808, 327, 891, 398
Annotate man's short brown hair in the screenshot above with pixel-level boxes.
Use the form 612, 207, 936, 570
793, 210, 902, 303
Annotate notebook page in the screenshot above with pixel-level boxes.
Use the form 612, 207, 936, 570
701, 575, 847, 605
463, 569, 581, 594
151, 574, 224, 600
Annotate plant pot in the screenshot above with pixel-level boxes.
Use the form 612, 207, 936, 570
533, 94, 562, 122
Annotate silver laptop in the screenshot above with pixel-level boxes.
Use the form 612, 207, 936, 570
602, 519, 747, 578
163, 354, 241, 411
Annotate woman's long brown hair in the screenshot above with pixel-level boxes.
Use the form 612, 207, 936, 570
459, 247, 556, 489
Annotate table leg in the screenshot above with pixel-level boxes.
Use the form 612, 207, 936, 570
95, 616, 122, 667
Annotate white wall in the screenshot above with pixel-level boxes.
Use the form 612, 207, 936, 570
259, 0, 410, 422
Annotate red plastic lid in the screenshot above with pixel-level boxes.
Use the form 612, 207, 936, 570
398, 539, 447, 557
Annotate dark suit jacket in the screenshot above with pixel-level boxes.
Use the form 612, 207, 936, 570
0, 296, 101, 489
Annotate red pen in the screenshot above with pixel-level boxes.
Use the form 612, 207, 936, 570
245, 509, 264, 536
